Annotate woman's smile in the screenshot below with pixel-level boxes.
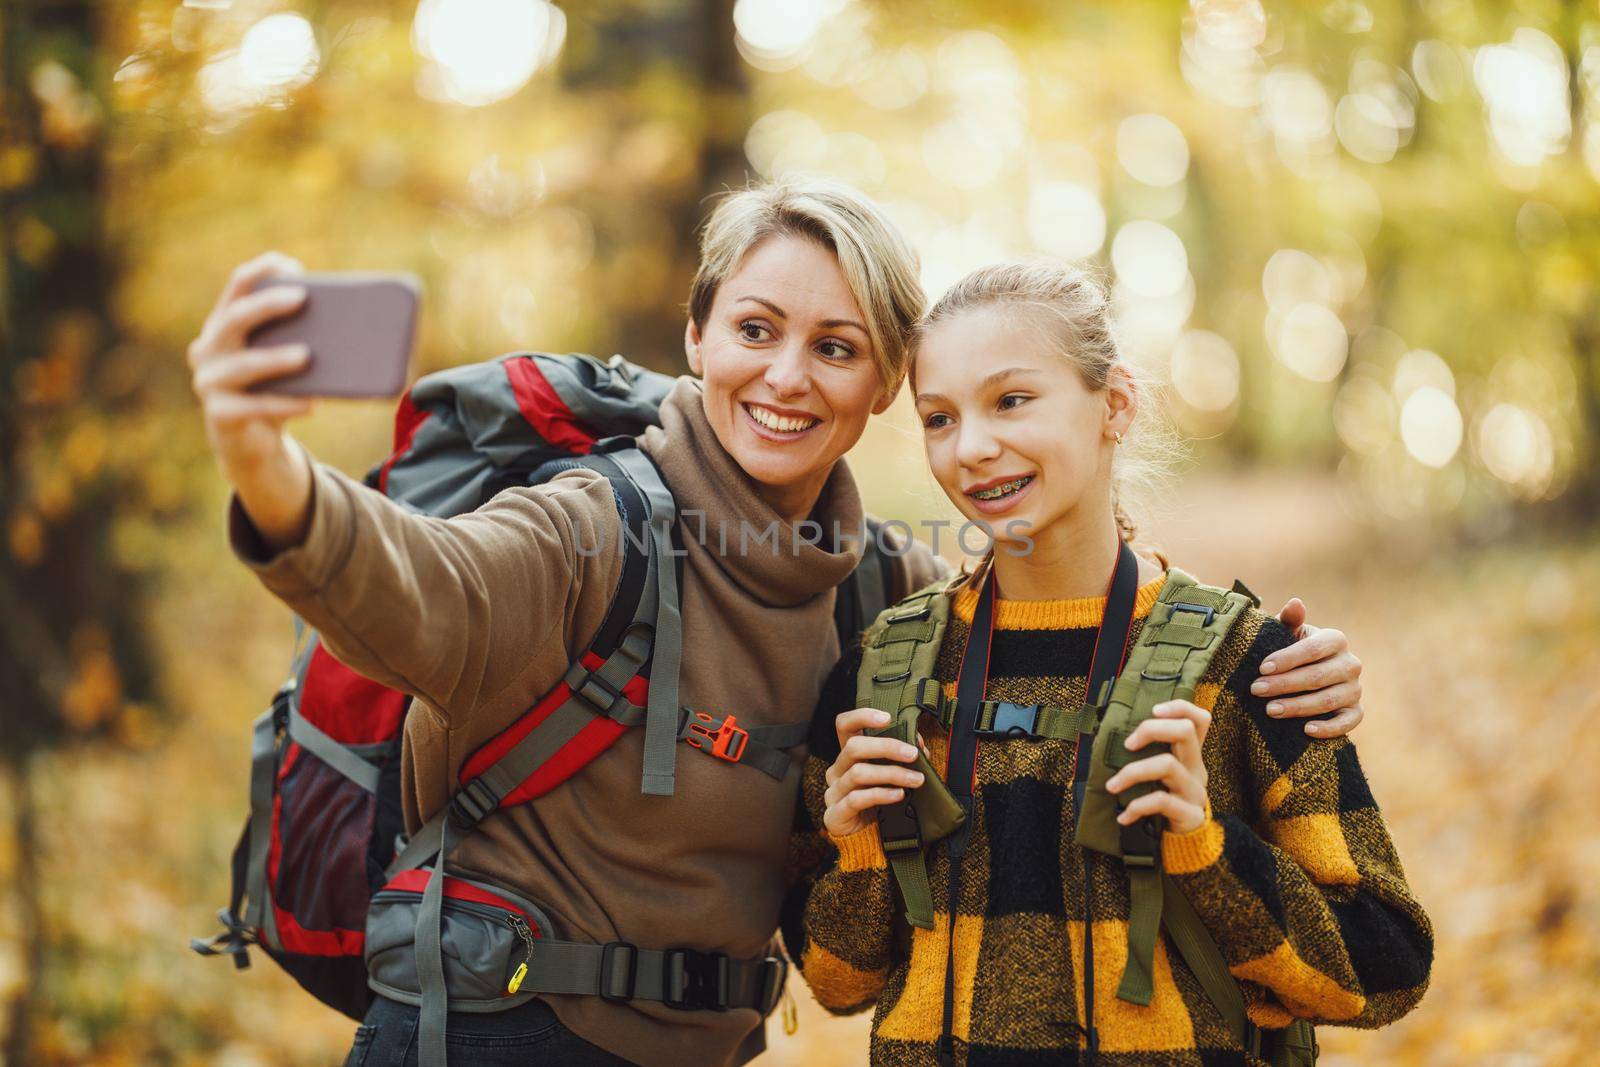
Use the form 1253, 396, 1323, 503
741, 400, 823, 440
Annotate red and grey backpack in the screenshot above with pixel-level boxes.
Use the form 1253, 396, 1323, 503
192, 353, 891, 1056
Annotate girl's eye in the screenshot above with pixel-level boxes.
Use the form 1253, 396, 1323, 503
923, 412, 952, 430
817, 339, 856, 361
998, 393, 1031, 411
739, 320, 773, 342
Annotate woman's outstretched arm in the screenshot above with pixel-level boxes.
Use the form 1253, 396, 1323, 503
192, 251, 620, 724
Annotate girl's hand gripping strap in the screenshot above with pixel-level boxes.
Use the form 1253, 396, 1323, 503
856, 575, 964, 930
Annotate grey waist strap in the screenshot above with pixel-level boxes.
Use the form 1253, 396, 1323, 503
520, 939, 787, 1014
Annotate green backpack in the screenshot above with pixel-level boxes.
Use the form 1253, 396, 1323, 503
856, 568, 1317, 1067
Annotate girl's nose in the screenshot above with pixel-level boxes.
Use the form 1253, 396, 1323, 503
955, 419, 1003, 469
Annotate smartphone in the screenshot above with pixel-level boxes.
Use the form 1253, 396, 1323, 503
245, 271, 421, 398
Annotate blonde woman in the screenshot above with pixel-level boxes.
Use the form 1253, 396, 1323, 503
188, 184, 1367, 1066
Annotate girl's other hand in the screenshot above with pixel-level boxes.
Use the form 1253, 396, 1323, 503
1106, 700, 1211, 835
822, 708, 925, 838
1258, 597, 1364, 739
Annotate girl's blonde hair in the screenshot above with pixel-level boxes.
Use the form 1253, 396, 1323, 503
915, 259, 1180, 543
689, 177, 925, 393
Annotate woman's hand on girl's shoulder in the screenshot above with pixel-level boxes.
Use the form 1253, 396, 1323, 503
1254, 597, 1364, 739
822, 708, 925, 839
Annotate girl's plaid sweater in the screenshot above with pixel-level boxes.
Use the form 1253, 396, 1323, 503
786, 572, 1432, 1066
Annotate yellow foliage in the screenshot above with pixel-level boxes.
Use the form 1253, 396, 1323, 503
8, 512, 45, 566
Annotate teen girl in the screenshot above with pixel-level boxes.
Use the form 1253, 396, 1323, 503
192, 179, 1366, 1066
797, 261, 1431, 1065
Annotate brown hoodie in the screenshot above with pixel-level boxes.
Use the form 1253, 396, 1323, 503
230, 376, 946, 1065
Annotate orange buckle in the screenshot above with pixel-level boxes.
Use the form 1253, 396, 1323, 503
688, 712, 748, 763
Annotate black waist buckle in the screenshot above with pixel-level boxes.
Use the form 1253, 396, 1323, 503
662, 948, 731, 1011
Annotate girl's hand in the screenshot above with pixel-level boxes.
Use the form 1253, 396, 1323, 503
822, 708, 925, 839
1261, 598, 1364, 739
1106, 700, 1211, 836
188, 251, 318, 551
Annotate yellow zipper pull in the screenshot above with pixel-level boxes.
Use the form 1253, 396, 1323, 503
505, 914, 537, 994
781, 984, 798, 1036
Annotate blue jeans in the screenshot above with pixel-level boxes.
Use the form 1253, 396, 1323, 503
343, 994, 638, 1066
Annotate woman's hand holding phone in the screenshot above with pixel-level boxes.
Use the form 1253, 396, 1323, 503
188, 251, 318, 554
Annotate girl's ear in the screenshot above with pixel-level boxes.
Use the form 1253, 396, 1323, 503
1105, 364, 1138, 441
684, 317, 704, 377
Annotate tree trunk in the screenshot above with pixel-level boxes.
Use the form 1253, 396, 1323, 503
1, 2, 154, 1055
575, 0, 750, 369
1, 759, 43, 1067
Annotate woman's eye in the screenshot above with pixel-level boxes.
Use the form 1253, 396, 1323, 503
923, 413, 952, 430
817, 339, 855, 361
740, 321, 773, 342
998, 393, 1030, 411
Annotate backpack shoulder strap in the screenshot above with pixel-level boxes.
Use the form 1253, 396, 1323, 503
1073, 570, 1284, 1045
855, 571, 959, 717
576, 442, 684, 797
855, 573, 969, 930
395, 441, 687, 1066
1075, 568, 1251, 860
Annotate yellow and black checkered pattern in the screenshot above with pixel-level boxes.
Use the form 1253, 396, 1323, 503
787, 573, 1432, 1066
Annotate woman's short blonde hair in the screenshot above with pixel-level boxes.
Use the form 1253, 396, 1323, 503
689, 177, 925, 393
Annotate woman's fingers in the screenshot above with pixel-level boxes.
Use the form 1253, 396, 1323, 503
1253, 650, 1363, 703
204, 283, 309, 354
193, 344, 311, 397
1263, 679, 1361, 720
1114, 789, 1206, 834
1306, 703, 1364, 738
211, 251, 304, 321
1258, 623, 1350, 678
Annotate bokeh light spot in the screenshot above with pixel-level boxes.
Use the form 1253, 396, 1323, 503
412, 0, 564, 107
1116, 114, 1190, 187
1171, 330, 1241, 411
1400, 385, 1463, 467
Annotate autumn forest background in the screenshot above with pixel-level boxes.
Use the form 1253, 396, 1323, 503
2, 0, 1598, 1063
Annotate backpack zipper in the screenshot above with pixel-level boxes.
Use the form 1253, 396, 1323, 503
506, 913, 537, 994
